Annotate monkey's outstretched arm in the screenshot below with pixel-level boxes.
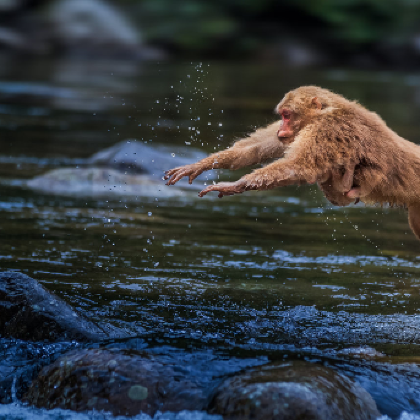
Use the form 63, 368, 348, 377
198, 154, 319, 198
165, 122, 284, 185
198, 126, 336, 198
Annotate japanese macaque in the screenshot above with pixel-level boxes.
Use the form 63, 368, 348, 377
165, 86, 420, 240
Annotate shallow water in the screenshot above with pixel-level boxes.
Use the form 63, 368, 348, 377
2, 56, 420, 418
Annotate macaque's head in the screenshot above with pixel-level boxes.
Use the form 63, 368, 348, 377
275, 86, 344, 141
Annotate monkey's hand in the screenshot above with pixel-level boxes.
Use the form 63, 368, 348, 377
165, 163, 205, 185
199, 180, 247, 198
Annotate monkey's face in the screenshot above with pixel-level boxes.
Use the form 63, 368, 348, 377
276, 90, 326, 143
277, 108, 296, 139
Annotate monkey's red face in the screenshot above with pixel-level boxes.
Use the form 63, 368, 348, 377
277, 109, 295, 138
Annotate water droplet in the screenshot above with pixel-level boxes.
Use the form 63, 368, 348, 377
171, 153, 176, 157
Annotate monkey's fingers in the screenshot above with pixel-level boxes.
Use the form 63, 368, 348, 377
198, 181, 246, 198
165, 164, 203, 185
164, 167, 181, 180
167, 171, 188, 185
198, 185, 216, 197
188, 169, 204, 184
165, 168, 191, 185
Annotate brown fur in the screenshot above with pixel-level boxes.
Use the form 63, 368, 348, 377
165, 86, 420, 240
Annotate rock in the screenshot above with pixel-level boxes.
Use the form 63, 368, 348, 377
88, 140, 210, 178
47, 0, 141, 57
24, 349, 207, 416
260, 39, 327, 67
0, 27, 26, 50
0, 0, 21, 13
25, 167, 187, 198
24, 141, 214, 198
209, 360, 380, 420
0, 338, 76, 403
0, 271, 124, 341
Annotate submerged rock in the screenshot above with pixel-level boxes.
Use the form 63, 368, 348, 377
0, 271, 124, 342
26, 168, 187, 198
0, 339, 75, 404
24, 349, 207, 416
47, 0, 148, 58
209, 360, 380, 420
88, 140, 210, 178
24, 141, 212, 198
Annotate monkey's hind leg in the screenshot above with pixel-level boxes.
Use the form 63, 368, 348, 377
408, 204, 420, 240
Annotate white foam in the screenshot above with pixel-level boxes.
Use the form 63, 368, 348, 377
0, 404, 222, 420
379, 413, 420, 420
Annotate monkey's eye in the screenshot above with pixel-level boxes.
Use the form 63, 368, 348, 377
282, 110, 291, 120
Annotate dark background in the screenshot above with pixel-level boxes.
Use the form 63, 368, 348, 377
2, 0, 420, 69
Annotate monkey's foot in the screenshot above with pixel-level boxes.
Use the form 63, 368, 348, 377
199, 180, 247, 198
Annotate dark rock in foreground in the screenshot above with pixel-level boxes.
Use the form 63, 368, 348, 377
209, 360, 380, 420
0, 271, 124, 342
24, 349, 207, 416
0, 339, 75, 404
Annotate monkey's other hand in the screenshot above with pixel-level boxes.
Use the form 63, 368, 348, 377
199, 180, 247, 198
164, 163, 204, 185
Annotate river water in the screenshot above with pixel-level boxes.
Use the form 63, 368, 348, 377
2, 56, 420, 419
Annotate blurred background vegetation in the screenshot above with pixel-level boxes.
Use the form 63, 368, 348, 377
132, 0, 420, 58
2, 0, 420, 68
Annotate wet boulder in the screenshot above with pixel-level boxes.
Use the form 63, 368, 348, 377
0, 271, 123, 342
88, 140, 210, 179
24, 140, 213, 198
26, 167, 187, 198
48, 0, 141, 58
24, 348, 207, 416
209, 360, 380, 420
0, 339, 76, 404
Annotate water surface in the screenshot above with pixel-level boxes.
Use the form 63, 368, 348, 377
2, 57, 420, 419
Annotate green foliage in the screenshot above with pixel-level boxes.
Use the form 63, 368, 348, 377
117, 0, 420, 54
292, 0, 420, 44
138, 0, 238, 53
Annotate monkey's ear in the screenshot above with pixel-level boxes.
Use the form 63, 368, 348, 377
311, 97, 323, 110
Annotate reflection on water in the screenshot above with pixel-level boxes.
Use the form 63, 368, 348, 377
2, 56, 420, 418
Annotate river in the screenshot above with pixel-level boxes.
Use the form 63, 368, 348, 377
1, 57, 420, 419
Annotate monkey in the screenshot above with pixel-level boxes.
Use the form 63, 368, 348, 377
164, 86, 420, 240
318, 164, 362, 207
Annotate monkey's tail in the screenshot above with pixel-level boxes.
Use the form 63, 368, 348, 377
408, 204, 420, 240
